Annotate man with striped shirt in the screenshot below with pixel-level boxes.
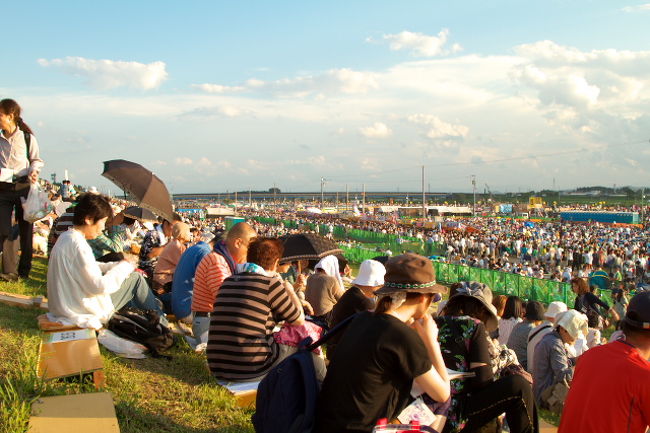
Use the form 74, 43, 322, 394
191, 222, 257, 345
207, 237, 305, 381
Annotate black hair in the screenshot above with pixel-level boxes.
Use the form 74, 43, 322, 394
443, 296, 493, 325
72, 193, 113, 226
502, 296, 524, 320
375, 292, 431, 315
0, 99, 33, 135
621, 321, 650, 339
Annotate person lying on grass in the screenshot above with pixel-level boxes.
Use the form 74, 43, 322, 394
47, 193, 165, 330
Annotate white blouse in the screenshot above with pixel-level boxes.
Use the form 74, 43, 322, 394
498, 317, 522, 346
47, 228, 134, 329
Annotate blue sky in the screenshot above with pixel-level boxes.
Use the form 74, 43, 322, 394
3, 1, 650, 193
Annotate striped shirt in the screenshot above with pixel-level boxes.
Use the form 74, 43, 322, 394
191, 252, 232, 313
207, 273, 301, 381
47, 207, 75, 255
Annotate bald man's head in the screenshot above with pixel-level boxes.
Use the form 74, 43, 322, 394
226, 222, 257, 264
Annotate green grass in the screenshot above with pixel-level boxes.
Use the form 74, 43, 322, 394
539, 408, 560, 427
0, 258, 254, 433
0, 255, 48, 297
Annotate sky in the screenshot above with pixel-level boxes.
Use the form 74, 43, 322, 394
2, 1, 650, 194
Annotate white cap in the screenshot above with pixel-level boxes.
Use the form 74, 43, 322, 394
545, 301, 568, 320
351, 259, 386, 287
556, 310, 589, 340
200, 231, 216, 243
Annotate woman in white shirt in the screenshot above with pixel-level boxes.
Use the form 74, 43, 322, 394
47, 193, 165, 330
0, 99, 44, 278
498, 295, 524, 346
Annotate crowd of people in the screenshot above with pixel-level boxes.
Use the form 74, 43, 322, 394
1, 97, 648, 432
38, 192, 649, 433
241, 209, 650, 294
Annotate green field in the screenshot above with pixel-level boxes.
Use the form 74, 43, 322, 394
0, 259, 254, 433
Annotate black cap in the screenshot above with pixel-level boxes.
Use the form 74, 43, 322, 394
525, 301, 545, 321
623, 292, 650, 330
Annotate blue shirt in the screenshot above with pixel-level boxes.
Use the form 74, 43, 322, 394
170, 241, 212, 318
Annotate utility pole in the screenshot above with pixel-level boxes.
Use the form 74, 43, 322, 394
362, 183, 366, 216
421, 165, 426, 219
642, 187, 646, 224
346, 184, 349, 211
273, 182, 277, 207
336, 191, 339, 212
320, 177, 325, 208
234, 191, 238, 214
249, 189, 252, 208
471, 175, 477, 216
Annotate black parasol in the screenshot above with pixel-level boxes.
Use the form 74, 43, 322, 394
102, 159, 174, 221
123, 205, 158, 222
280, 233, 342, 263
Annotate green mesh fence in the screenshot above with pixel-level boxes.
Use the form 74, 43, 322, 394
431, 262, 573, 304
250, 216, 444, 257
250, 216, 587, 304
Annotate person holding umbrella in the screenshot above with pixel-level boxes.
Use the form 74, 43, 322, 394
0, 99, 44, 279
138, 215, 181, 280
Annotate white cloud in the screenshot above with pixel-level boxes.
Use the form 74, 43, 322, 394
186, 105, 245, 118
381, 29, 461, 57
407, 114, 469, 140
192, 83, 245, 93
193, 68, 378, 98
359, 157, 380, 171
38, 57, 168, 90
622, 3, 650, 12
513, 40, 650, 70
288, 155, 328, 167
175, 157, 193, 166
515, 65, 601, 107
359, 122, 392, 138
24, 38, 650, 191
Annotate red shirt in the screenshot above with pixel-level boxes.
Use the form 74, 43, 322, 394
558, 340, 650, 433
191, 252, 232, 313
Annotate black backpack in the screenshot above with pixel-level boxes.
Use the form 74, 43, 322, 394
252, 315, 355, 433
108, 307, 174, 357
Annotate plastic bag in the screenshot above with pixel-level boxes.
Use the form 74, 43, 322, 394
97, 329, 148, 359
372, 419, 438, 432
21, 183, 53, 223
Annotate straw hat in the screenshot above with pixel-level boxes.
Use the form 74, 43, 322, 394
373, 253, 446, 296
447, 281, 499, 332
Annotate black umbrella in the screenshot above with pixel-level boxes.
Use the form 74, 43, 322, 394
281, 233, 342, 263
123, 206, 158, 222
102, 159, 174, 221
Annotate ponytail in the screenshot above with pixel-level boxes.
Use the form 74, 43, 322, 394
17, 117, 33, 135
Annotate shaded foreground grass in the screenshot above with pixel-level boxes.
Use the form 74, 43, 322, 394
0, 258, 254, 433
